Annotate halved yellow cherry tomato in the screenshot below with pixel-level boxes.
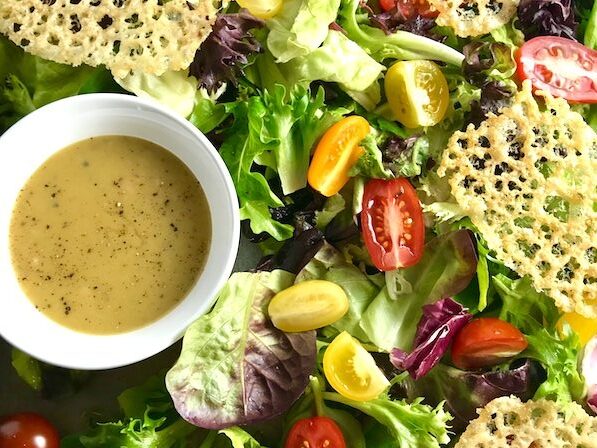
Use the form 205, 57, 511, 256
236, 0, 283, 18
558, 312, 597, 346
384, 60, 449, 128
268, 280, 349, 332
323, 331, 390, 401
307, 116, 370, 197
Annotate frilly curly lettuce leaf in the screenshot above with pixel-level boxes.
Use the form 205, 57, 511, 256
323, 393, 452, 448
166, 271, 316, 429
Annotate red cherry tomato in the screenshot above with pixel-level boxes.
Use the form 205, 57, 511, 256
285, 416, 346, 448
516, 36, 597, 103
361, 178, 425, 271
378, 0, 438, 19
451, 318, 529, 370
0, 413, 59, 448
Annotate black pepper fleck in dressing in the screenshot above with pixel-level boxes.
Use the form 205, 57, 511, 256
9, 136, 212, 334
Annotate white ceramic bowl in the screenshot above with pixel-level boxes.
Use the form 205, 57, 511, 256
0, 94, 240, 370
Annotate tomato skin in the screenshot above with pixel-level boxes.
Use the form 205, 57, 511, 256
285, 416, 346, 448
378, 0, 438, 18
516, 36, 597, 103
361, 178, 425, 271
451, 318, 528, 370
307, 116, 370, 197
0, 413, 59, 448
385, 60, 449, 128
323, 332, 390, 402
268, 280, 349, 332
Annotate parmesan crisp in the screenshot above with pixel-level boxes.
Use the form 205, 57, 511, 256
456, 396, 597, 448
0, 0, 217, 77
438, 81, 597, 317
429, 0, 520, 37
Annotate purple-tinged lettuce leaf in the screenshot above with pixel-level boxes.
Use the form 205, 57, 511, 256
404, 360, 542, 431
189, 12, 264, 94
390, 298, 472, 379
517, 0, 578, 41
166, 271, 316, 429
468, 80, 515, 127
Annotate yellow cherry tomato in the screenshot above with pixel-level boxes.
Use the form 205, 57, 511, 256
384, 60, 449, 128
268, 280, 349, 332
236, 0, 283, 18
558, 312, 597, 346
307, 116, 370, 197
323, 331, 390, 401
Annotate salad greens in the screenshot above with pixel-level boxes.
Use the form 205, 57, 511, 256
62, 375, 267, 448
266, 0, 341, 63
166, 271, 316, 428
3, 0, 597, 445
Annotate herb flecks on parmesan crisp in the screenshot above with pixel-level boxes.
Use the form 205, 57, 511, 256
439, 81, 597, 317
455, 396, 597, 447
429, 0, 520, 38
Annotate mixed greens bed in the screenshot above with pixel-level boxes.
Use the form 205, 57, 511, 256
2, 0, 597, 446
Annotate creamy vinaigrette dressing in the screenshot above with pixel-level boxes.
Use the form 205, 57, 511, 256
9, 136, 211, 334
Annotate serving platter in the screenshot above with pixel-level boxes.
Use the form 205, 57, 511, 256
0, 237, 261, 434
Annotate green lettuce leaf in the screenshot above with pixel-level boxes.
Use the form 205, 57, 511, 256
360, 230, 477, 351
217, 427, 267, 448
584, 0, 597, 49
166, 271, 317, 429
297, 243, 379, 342
266, 0, 341, 63
281, 30, 385, 95
262, 85, 346, 195
61, 375, 198, 448
323, 393, 451, 448
315, 194, 346, 229
350, 133, 394, 180
338, 0, 464, 66
0, 36, 119, 133
218, 85, 345, 239
219, 97, 293, 240
115, 70, 198, 117
495, 275, 584, 404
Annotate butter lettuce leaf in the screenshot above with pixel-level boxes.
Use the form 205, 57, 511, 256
166, 271, 316, 429
280, 30, 385, 96
266, 0, 341, 63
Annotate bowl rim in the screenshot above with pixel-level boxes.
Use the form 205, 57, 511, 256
0, 93, 240, 370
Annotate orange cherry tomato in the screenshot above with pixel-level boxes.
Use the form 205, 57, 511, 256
451, 318, 528, 370
307, 116, 370, 197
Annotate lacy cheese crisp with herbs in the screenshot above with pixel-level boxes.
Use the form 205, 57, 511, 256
0, 0, 217, 77
429, 0, 520, 37
438, 81, 597, 317
455, 396, 597, 447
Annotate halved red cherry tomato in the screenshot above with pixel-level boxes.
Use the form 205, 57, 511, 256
378, 0, 438, 19
360, 178, 425, 271
0, 413, 59, 448
516, 36, 597, 103
451, 318, 528, 370
285, 416, 346, 448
